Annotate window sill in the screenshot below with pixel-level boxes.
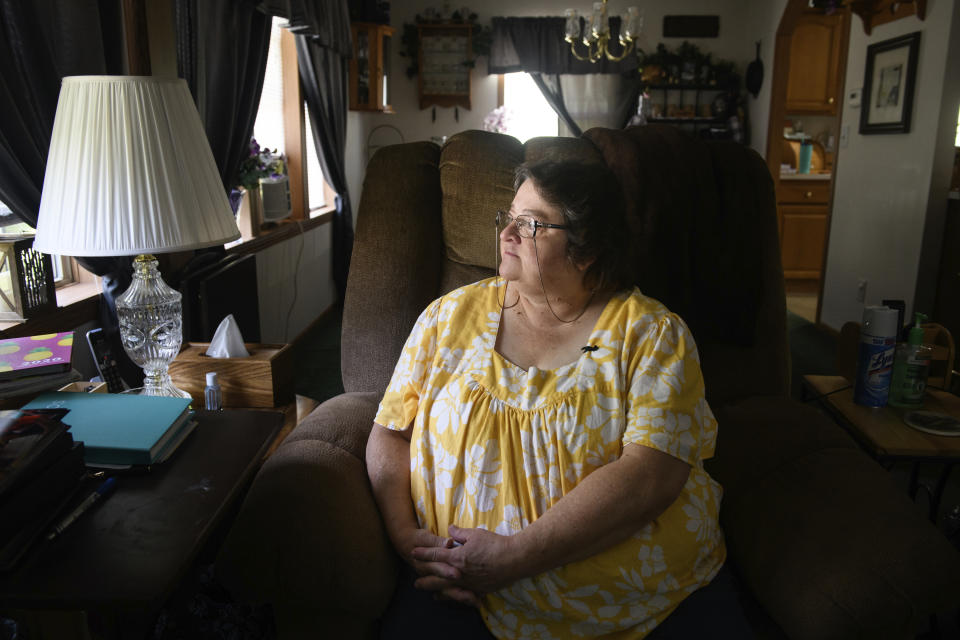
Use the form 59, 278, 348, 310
0, 209, 336, 338
0, 281, 102, 338
226, 208, 334, 256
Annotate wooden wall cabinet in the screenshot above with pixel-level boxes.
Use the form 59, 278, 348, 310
350, 23, 395, 113
785, 10, 848, 114
417, 24, 472, 110
777, 179, 831, 280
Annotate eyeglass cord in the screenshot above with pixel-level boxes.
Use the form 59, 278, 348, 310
495, 221, 594, 324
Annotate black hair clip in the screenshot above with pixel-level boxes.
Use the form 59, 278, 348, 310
581, 345, 599, 353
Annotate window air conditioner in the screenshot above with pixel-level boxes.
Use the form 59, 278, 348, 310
260, 175, 292, 222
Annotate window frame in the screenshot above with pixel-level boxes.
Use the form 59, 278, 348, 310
496, 73, 561, 142
278, 27, 337, 222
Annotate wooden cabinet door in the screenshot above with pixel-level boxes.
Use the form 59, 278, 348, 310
350, 23, 395, 113
785, 11, 847, 114
777, 180, 831, 204
780, 204, 829, 278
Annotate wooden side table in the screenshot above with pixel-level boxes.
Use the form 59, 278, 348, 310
0, 408, 282, 638
803, 374, 960, 523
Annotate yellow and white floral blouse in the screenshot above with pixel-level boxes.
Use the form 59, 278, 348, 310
375, 278, 725, 639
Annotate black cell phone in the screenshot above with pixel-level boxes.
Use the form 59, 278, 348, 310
86, 328, 126, 393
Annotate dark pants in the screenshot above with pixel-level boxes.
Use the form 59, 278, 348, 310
380, 564, 753, 639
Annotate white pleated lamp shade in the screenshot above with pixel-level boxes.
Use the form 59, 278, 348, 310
35, 76, 241, 256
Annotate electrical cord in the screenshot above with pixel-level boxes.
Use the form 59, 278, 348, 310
802, 384, 853, 404
284, 219, 306, 341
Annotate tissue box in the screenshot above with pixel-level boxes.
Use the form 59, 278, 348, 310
169, 343, 294, 408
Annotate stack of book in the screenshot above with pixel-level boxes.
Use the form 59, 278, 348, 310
0, 408, 86, 570
22, 392, 196, 468
0, 332, 81, 405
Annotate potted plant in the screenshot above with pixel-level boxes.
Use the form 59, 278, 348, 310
233, 138, 284, 239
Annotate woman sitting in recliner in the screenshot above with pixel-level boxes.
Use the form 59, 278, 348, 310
366, 157, 751, 639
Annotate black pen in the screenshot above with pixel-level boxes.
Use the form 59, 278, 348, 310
47, 476, 117, 541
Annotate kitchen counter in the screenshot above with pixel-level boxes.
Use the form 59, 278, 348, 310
780, 172, 831, 181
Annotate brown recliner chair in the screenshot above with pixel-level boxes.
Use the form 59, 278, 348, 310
216, 126, 960, 639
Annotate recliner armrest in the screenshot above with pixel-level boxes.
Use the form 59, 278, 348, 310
710, 396, 960, 639
216, 392, 398, 631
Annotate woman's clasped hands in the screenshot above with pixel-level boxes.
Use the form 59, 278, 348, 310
410, 524, 526, 608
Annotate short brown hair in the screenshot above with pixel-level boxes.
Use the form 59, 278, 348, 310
514, 159, 630, 293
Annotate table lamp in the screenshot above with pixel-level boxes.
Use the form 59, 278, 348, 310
34, 76, 241, 397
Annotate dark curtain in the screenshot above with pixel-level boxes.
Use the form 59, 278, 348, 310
297, 36, 353, 299
266, 0, 354, 300
0, 0, 120, 228
257, 0, 351, 48
530, 74, 581, 137
489, 17, 638, 75
175, 0, 272, 192
180, 0, 354, 300
489, 16, 642, 132
0, 0, 141, 383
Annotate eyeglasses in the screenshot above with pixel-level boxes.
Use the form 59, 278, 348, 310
496, 210, 569, 239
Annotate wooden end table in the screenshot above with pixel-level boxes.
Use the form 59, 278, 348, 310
0, 408, 282, 638
803, 374, 960, 523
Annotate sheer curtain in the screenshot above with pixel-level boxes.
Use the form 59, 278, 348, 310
558, 75, 643, 136
489, 16, 642, 135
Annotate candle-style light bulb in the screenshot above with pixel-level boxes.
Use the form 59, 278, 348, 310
564, 9, 581, 40
590, 1, 607, 38
623, 7, 643, 42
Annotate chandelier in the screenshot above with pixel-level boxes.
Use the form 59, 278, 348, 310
564, 0, 643, 63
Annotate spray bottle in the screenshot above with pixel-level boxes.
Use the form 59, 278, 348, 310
853, 306, 899, 407
888, 313, 932, 408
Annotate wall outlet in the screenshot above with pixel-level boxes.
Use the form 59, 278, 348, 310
840, 125, 850, 148
856, 278, 868, 303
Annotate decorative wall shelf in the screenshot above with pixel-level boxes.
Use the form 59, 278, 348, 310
849, 0, 926, 35
417, 23, 472, 110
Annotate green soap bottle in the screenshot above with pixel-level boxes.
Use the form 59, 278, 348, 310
888, 312, 932, 408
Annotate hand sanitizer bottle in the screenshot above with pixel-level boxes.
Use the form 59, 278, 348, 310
204, 372, 222, 410
888, 313, 932, 408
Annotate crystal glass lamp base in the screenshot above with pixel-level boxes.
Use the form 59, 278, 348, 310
116, 254, 191, 398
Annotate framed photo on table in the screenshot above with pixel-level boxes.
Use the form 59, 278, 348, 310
860, 31, 920, 134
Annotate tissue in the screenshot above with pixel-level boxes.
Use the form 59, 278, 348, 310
206, 314, 250, 358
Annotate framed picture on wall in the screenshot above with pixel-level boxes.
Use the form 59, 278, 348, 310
860, 31, 920, 134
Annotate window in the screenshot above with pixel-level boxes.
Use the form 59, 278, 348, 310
0, 197, 79, 287
251, 17, 333, 219
500, 73, 559, 143
955, 104, 959, 147
253, 22, 287, 157
303, 104, 331, 212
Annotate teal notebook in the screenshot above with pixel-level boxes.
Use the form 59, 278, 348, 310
22, 392, 193, 466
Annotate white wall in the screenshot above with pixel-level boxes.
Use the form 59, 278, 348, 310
257, 223, 336, 342
345, 111, 370, 222
820, 0, 960, 330
742, 0, 788, 157
344, 0, 784, 215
